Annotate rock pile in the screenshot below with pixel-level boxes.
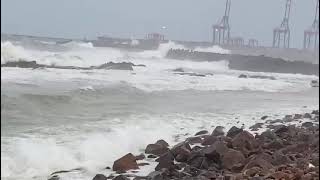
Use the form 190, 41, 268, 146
100, 110, 319, 180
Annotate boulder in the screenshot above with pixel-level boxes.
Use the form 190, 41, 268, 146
302, 122, 314, 128
201, 135, 218, 146
249, 123, 263, 131
48, 175, 60, 180
171, 142, 192, 162
112, 153, 139, 172
195, 130, 209, 136
145, 144, 169, 156
202, 141, 228, 162
231, 131, 256, 152
222, 149, 245, 170
155, 152, 175, 171
155, 140, 169, 147
226, 126, 243, 138
211, 126, 225, 136
93, 174, 108, 180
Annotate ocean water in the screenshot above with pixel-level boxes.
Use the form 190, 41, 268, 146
1, 39, 319, 180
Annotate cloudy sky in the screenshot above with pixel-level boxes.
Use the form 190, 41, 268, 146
1, 0, 317, 48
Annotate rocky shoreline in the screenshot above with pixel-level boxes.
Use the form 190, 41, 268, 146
47, 110, 319, 180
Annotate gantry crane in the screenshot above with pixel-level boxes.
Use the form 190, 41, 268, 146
212, 0, 231, 45
304, 0, 319, 51
273, 0, 292, 48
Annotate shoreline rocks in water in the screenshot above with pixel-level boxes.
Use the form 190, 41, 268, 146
1, 60, 146, 71
48, 110, 319, 180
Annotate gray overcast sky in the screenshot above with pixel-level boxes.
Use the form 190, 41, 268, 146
1, 0, 317, 48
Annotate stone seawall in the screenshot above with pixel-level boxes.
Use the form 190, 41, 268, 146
166, 49, 319, 76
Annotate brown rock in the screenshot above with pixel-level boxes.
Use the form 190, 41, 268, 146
112, 153, 139, 173
171, 142, 192, 162
222, 149, 245, 170
145, 144, 169, 156
201, 135, 218, 146
203, 141, 229, 161
232, 131, 257, 153
155, 152, 175, 171
93, 174, 108, 180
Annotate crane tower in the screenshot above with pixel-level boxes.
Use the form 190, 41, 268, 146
212, 0, 231, 45
273, 0, 292, 48
303, 0, 319, 51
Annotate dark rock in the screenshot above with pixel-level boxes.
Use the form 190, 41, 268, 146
135, 154, 146, 161
195, 130, 209, 136
304, 113, 312, 119
260, 116, 268, 120
171, 142, 191, 157
155, 152, 175, 171
202, 141, 228, 162
311, 110, 319, 115
249, 123, 263, 131
271, 151, 291, 166
263, 139, 284, 150
302, 122, 314, 128
238, 74, 248, 78
186, 136, 203, 145
113, 175, 130, 180
93, 174, 108, 180
244, 155, 274, 172
145, 144, 169, 156
155, 140, 169, 147
211, 126, 225, 136
232, 131, 256, 154
226, 126, 243, 138
147, 154, 158, 159
172, 68, 184, 72
48, 175, 60, 180
112, 153, 139, 172
201, 135, 218, 146
188, 156, 209, 169
293, 114, 303, 119
97, 62, 134, 70
222, 149, 245, 170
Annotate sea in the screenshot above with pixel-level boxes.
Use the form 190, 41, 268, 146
1, 37, 319, 180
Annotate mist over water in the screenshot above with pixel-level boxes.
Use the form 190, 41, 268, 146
1, 38, 319, 180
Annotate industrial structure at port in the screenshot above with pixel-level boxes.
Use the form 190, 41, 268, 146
211, 0, 319, 51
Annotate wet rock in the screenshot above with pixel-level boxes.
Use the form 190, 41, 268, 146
238, 74, 248, 78
93, 174, 108, 180
226, 126, 243, 138
211, 126, 225, 136
311, 110, 319, 115
222, 149, 245, 170
155, 152, 175, 171
186, 136, 203, 145
201, 135, 218, 146
147, 154, 158, 159
293, 114, 303, 119
113, 175, 130, 180
172, 68, 184, 72
155, 140, 169, 147
195, 130, 209, 136
232, 131, 256, 153
249, 123, 263, 131
113, 153, 139, 172
302, 122, 314, 128
202, 141, 228, 162
135, 154, 146, 161
171, 142, 192, 162
96, 62, 134, 70
145, 144, 169, 156
48, 175, 60, 180
260, 116, 268, 120
304, 113, 312, 119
